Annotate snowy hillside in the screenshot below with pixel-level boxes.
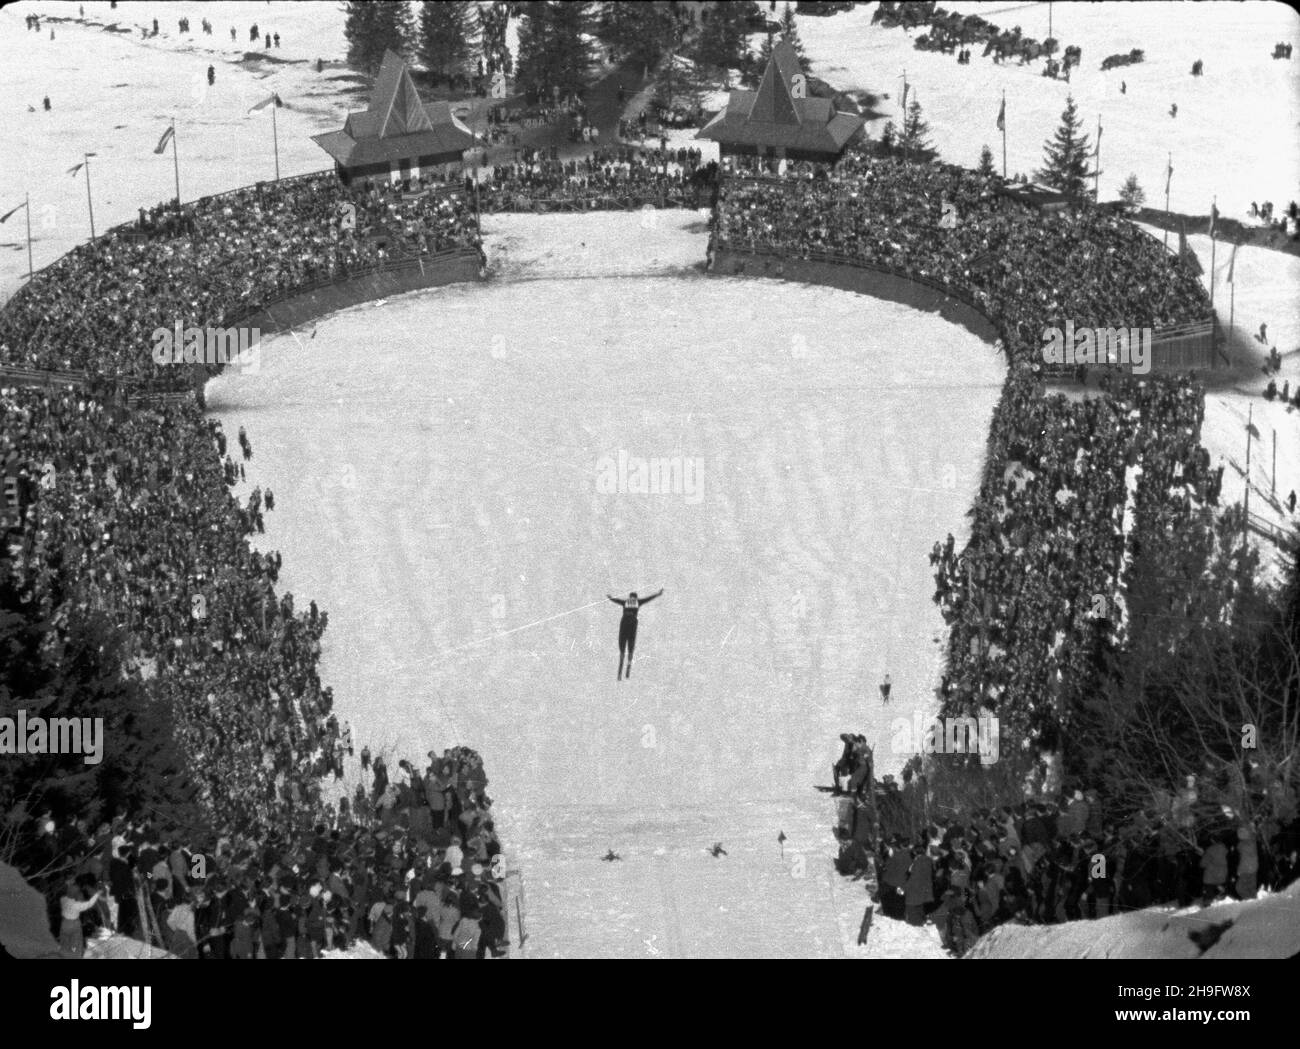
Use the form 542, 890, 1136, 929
800, 1, 1300, 221
968, 881, 1300, 959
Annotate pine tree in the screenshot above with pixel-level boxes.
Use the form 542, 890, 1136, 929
0, 587, 202, 875
344, 0, 413, 74
978, 143, 996, 176
516, 0, 596, 100
1036, 94, 1095, 200
900, 95, 936, 162
694, 0, 758, 77
879, 120, 897, 155
597, 2, 676, 71
778, 3, 809, 71
1118, 173, 1146, 211
418, 0, 479, 84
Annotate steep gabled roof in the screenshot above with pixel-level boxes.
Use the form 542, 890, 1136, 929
696, 41, 863, 157
313, 49, 474, 169
373, 49, 434, 137
750, 43, 799, 125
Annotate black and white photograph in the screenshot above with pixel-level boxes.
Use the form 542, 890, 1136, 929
0, 0, 1297, 1012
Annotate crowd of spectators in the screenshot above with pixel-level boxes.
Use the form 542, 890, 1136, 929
44, 746, 508, 959
0, 173, 481, 385
834, 772, 1297, 956
476, 146, 712, 212
711, 154, 1217, 744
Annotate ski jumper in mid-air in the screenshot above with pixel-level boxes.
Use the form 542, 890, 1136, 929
607, 589, 663, 680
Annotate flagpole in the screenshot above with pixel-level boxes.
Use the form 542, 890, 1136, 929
1163, 153, 1170, 249
1209, 196, 1216, 309
171, 118, 181, 208
1000, 90, 1006, 178
1094, 114, 1101, 201
25, 193, 33, 279
84, 153, 96, 240
1243, 402, 1252, 542
1229, 263, 1235, 336
272, 101, 280, 182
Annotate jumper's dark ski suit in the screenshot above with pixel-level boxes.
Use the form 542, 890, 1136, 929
608, 589, 662, 680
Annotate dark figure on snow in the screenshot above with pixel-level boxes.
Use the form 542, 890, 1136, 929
879, 674, 892, 703
709, 843, 727, 858
207, 65, 215, 87
1288, 490, 1297, 514
1121, 80, 1126, 94
1170, 102, 1178, 118
43, 96, 51, 111
602, 849, 622, 862
607, 588, 663, 680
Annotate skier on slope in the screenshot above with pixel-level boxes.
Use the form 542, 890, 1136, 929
607, 588, 663, 681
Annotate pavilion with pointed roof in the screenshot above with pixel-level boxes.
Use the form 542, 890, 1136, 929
312, 50, 476, 184
696, 42, 863, 163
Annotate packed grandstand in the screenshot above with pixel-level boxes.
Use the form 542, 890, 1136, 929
1, 127, 1294, 960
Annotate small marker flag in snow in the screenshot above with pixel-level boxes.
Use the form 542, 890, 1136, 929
153, 125, 174, 154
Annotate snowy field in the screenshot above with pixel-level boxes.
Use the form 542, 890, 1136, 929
205, 212, 1002, 956
801, 1, 1300, 221
969, 881, 1300, 959
1147, 226, 1300, 564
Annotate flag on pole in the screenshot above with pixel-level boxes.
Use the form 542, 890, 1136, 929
1208, 201, 1218, 239
153, 125, 175, 154
996, 97, 1005, 131
0, 200, 27, 223
1165, 156, 1173, 194
1226, 241, 1238, 284
248, 93, 282, 113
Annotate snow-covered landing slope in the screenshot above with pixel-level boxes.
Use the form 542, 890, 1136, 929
206, 212, 1003, 956
968, 882, 1300, 959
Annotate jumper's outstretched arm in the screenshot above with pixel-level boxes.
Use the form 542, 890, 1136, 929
639, 589, 664, 605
